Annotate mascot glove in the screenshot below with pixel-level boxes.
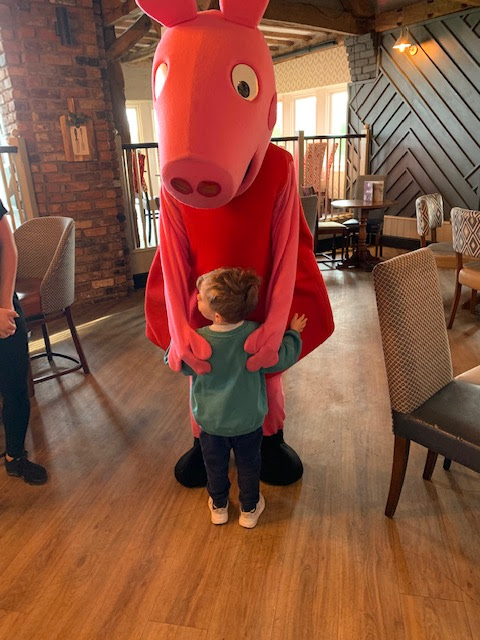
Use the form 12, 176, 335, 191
167, 328, 212, 375
244, 322, 283, 372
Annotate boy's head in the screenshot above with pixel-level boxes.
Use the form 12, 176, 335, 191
196, 267, 261, 324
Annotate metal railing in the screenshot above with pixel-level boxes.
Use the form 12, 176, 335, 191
120, 128, 370, 253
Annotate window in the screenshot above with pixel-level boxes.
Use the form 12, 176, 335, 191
329, 91, 348, 135
272, 101, 283, 138
275, 84, 348, 137
295, 96, 317, 136
126, 107, 140, 144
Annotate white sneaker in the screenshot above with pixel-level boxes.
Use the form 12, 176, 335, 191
239, 493, 265, 529
208, 497, 229, 525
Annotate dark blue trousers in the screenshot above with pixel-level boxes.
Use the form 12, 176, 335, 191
199, 427, 263, 512
0, 296, 30, 458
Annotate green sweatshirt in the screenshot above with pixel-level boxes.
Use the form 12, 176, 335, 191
165, 321, 302, 437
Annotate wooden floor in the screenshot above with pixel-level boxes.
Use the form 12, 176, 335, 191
1, 251, 479, 640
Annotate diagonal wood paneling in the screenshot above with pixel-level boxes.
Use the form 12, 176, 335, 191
348, 8, 480, 220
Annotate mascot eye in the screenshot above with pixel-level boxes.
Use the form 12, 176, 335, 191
231, 64, 258, 101
154, 63, 168, 99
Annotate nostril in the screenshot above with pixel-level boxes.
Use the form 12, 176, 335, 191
171, 177, 193, 195
197, 181, 222, 197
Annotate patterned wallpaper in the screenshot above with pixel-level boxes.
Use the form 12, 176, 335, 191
274, 45, 351, 93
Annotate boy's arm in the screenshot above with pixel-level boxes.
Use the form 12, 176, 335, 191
262, 330, 302, 374
164, 343, 195, 376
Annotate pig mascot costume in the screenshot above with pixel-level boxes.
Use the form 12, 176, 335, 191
136, 0, 334, 487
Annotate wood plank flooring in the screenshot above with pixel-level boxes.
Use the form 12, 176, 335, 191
0, 253, 479, 639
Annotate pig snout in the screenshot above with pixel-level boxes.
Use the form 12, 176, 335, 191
163, 157, 238, 208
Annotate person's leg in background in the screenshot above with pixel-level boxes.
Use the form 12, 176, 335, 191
0, 296, 47, 484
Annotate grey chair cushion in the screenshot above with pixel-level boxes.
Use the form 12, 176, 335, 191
393, 379, 480, 472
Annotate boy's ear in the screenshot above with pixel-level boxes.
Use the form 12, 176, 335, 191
214, 312, 224, 324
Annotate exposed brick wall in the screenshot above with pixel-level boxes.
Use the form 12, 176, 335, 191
0, 0, 132, 302
345, 33, 379, 83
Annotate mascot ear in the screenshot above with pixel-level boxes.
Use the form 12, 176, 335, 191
135, 0, 197, 27
220, 0, 269, 28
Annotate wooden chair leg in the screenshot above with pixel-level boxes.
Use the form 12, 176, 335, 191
65, 306, 90, 374
443, 458, 452, 471
423, 449, 438, 480
470, 289, 477, 314
385, 436, 410, 518
447, 280, 462, 329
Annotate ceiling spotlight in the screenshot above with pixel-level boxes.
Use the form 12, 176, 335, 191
393, 27, 417, 55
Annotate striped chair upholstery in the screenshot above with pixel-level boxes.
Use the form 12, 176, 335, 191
447, 207, 480, 328
373, 248, 480, 517
415, 193, 456, 268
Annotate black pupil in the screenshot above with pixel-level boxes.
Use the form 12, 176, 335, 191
237, 81, 250, 98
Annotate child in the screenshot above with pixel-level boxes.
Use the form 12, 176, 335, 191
0, 199, 47, 484
165, 266, 306, 528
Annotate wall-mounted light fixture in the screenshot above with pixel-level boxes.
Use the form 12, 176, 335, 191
393, 27, 417, 55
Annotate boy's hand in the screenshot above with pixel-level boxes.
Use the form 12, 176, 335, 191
290, 313, 307, 333
0, 307, 18, 339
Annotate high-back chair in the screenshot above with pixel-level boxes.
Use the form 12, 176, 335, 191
415, 193, 456, 268
301, 188, 349, 267
14, 216, 90, 389
373, 248, 480, 517
447, 207, 480, 328
300, 194, 318, 248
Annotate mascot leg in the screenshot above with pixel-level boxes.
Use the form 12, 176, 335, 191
261, 374, 303, 485
174, 385, 208, 488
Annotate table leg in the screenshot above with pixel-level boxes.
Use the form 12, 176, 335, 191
337, 209, 381, 271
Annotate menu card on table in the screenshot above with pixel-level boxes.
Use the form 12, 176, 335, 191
363, 180, 384, 204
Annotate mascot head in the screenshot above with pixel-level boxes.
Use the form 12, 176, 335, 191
135, 0, 277, 209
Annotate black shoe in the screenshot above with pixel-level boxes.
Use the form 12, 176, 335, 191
174, 438, 207, 488
4, 452, 48, 485
260, 431, 303, 486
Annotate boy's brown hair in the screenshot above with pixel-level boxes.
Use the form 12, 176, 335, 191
197, 267, 261, 323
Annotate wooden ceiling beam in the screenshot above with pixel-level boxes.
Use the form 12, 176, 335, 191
262, 1, 366, 35
102, 0, 139, 26
105, 13, 152, 63
102, 0, 217, 26
259, 29, 313, 41
339, 0, 375, 19
375, 0, 480, 31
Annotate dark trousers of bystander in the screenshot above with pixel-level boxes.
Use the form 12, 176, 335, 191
199, 426, 263, 512
0, 295, 30, 458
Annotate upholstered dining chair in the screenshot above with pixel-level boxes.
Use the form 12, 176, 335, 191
301, 189, 348, 266
14, 216, 90, 390
373, 248, 480, 518
415, 193, 456, 268
300, 194, 318, 247
447, 207, 480, 329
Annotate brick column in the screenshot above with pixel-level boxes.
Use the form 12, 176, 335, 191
0, 0, 132, 302
345, 33, 379, 82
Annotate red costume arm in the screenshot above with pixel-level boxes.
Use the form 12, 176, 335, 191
159, 187, 212, 374
244, 159, 300, 371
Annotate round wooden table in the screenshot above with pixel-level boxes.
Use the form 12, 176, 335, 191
331, 199, 397, 270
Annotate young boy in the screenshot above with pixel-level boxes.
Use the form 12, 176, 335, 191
0, 198, 47, 484
165, 266, 306, 528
